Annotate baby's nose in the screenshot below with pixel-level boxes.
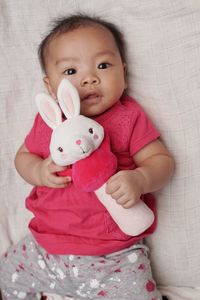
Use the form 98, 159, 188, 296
81, 74, 100, 86
76, 139, 81, 145
82, 78, 98, 85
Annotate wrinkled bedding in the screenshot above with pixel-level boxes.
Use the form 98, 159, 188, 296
1, 1, 200, 299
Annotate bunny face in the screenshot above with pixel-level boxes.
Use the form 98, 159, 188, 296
50, 115, 104, 166
36, 78, 104, 166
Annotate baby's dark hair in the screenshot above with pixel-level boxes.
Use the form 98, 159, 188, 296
38, 14, 127, 73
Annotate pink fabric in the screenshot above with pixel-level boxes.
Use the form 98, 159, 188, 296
25, 95, 160, 255
72, 132, 117, 192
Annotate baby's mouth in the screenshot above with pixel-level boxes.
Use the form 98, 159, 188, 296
82, 92, 101, 102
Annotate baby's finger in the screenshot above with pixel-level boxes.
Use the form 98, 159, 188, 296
106, 178, 120, 194
48, 162, 67, 173
109, 189, 125, 201
107, 172, 120, 183
115, 194, 130, 206
49, 174, 72, 187
122, 199, 135, 209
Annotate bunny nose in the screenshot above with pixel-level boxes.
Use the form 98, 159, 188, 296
76, 139, 81, 145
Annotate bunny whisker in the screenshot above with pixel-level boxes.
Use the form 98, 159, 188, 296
80, 146, 87, 154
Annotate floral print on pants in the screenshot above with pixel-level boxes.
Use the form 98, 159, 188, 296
0, 235, 161, 300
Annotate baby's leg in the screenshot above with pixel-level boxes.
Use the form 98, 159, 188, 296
102, 244, 162, 300
68, 243, 162, 300
0, 235, 74, 300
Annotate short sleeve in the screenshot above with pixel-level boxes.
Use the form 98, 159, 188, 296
24, 113, 52, 158
129, 104, 160, 156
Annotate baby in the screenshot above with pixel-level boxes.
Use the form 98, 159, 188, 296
0, 14, 174, 300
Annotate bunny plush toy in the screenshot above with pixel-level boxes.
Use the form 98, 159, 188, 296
36, 78, 155, 236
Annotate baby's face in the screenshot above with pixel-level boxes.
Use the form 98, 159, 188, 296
44, 24, 127, 117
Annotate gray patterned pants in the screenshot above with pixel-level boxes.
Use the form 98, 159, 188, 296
0, 235, 161, 300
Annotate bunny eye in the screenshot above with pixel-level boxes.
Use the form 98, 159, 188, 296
89, 128, 94, 134
58, 146, 63, 152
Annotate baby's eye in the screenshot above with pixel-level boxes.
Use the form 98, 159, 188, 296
89, 128, 94, 134
58, 146, 63, 152
64, 68, 77, 75
98, 63, 110, 69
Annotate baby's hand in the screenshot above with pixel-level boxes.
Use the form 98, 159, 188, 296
106, 170, 144, 208
37, 156, 72, 188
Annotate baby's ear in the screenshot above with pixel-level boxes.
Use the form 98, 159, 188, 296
123, 63, 128, 89
57, 79, 80, 119
43, 76, 57, 100
35, 93, 62, 130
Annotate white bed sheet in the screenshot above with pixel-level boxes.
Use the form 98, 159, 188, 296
1, 1, 200, 299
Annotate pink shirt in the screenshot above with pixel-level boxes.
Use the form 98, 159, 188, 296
25, 95, 160, 255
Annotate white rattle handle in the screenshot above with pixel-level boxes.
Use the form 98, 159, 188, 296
95, 183, 155, 236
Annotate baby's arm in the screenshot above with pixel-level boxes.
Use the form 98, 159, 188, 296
15, 143, 72, 188
106, 139, 175, 208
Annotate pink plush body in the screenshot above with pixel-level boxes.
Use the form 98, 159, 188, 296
58, 133, 117, 192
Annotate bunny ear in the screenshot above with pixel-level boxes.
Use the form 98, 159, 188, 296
35, 93, 62, 130
57, 79, 80, 119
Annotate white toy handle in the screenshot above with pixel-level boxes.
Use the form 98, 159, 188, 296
95, 184, 155, 236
